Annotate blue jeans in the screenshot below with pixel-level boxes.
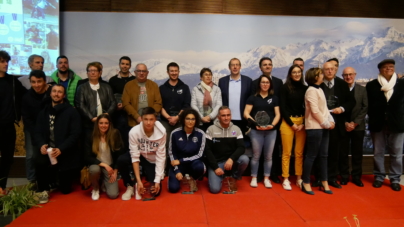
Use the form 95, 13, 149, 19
302, 129, 329, 183
208, 155, 249, 194
371, 127, 404, 183
250, 129, 277, 177
24, 129, 36, 181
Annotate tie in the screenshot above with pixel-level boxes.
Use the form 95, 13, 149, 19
328, 81, 332, 88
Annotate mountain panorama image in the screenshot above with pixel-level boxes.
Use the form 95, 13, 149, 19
60, 13, 404, 88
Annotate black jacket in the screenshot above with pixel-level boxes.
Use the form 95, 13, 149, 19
366, 78, 404, 133
21, 87, 51, 135
0, 74, 25, 124
75, 82, 117, 128
320, 77, 356, 136
34, 101, 81, 171
159, 79, 191, 121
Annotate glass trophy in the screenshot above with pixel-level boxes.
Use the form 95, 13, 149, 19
222, 176, 238, 194
181, 174, 198, 194
326, 95, 340, 111
114, 93, 122, 104
201, 105, 213, 117
141, 181, 156, 201
255, 111, 270, 127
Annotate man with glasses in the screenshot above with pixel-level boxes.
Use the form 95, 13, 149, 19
119, 63, 162, 200
319, 60, 355, 189
219, 58, 252, 135
341, 67, 368, 187
366, 59, 404, 191
18, 54, 54, 89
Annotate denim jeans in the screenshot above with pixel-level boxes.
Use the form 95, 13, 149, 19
371, 127, 404, 183
249, 129, 277, 177
302, 129, 329, 184
208, 155, 249, 194
24, 129, 36, 181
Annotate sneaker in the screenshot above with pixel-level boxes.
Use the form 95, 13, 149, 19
282, 179, 292, 191
37, 191, 49, 204
91, 190, 100, 200
121, 185, 134, 201
296, 179, 303, 189
250, 178, 258, 188
135, 183, 142, 200
264, 179, 272, 188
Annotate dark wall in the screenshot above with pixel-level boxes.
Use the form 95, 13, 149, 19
60, 0, 404, 19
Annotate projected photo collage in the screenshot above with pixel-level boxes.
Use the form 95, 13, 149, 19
0, 0, 59, 75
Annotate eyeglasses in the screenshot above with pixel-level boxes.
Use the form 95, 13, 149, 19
87, 69, 99, 73
292, 71, 301, 75
185, 118, 196, 121
342, 73, 356, 77
135, 70, 148, 73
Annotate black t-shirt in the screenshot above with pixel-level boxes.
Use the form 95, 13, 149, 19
246, 94, 278, 129
0, 77, 14, 124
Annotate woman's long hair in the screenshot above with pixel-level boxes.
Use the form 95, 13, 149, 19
285, 64, 305, 93
255, 75, 274, 96
92, 114, 123, 155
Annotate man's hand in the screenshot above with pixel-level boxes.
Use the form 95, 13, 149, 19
176, 173, 183, 181
40, 144, 48, 155
345, 122, 355, 132
331, 107, 343, 114
117, 103, 123, 110
168, 116, 179, 126
171, 160, 180, 166
224, 159, 233, 171
91, 117, 97, 122
201, 116, 211, 123
51, 148, 61, 158
214, 168, 224, 176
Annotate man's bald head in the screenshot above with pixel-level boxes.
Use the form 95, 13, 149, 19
342, 67, 357, 87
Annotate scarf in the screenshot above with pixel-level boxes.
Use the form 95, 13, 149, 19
90, 83, 102, 116
200, 81, 213, 116
377, 73, 397, 102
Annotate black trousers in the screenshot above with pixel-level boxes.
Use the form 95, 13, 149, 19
327, 128, 349, 181
0, 122, 16, 189
342, 130, 365, 179
35, 152, 74, 194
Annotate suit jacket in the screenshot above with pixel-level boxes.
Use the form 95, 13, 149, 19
320, 76, 356, 136
366, 78, 404, 133
347, 84, 368, 131
218, 75, 252, 118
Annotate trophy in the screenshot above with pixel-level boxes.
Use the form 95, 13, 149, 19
114, 93, 122, 104
222, 176, 238, 194
326, 95, 340, 111
141, 181, 156, 201
255, 111, 271, 127
181, 174, 198, 194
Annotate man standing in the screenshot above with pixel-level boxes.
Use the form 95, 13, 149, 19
21, 70, 52, 185
342, 67, 368, 187
122, 63, 162, 127
205, 106, 249, 194
251, 57, 283, 184
320, 60, 355, 188
19, 54, 54, 89
219, 58, 252, 135
366, 59, 404, 191
159, 62, 191, 147
109, 56, 135, 149
293, 57, 305, 72
0, 50, 24, 195
34, 85, 81, 203
129, 107, 166, 200
50, 55, 81, 106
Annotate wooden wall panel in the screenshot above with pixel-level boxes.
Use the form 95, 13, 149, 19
61, 0, 404, 19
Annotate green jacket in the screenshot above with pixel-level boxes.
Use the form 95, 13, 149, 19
50, 69, 82, 106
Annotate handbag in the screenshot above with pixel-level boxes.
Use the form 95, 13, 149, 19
80, 166, 91, 190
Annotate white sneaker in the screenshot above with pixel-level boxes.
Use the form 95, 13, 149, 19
135, 183, 142, 200
36, 191, 49, 204
264, 179, 272, 188
282, 179, 292, 191
91, 190, 100, 200
121, 185, 134, 201
250, 178, 258, 188
296, 179, 303, 189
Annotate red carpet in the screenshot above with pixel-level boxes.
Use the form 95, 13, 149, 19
7, 175, 404, 227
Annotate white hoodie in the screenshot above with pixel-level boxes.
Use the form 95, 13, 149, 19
129, 121, 166, 183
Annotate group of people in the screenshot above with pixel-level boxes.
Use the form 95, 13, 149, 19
0, 49, 403, 204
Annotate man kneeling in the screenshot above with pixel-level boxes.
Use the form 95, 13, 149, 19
129, 107, 166, 200
205, 106, 249, 194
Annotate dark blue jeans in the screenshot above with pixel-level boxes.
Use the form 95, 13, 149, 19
302, 129, 329, 184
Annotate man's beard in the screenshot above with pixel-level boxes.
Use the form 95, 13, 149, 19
52, 99, 63, 105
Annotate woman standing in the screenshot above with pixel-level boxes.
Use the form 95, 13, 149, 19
244, 75, 280, 188
279, 65, 307, 190
85, 114, 123, 200
191, 68, 222, 131
302, 68, 334, 195
168, 108, 206, 193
